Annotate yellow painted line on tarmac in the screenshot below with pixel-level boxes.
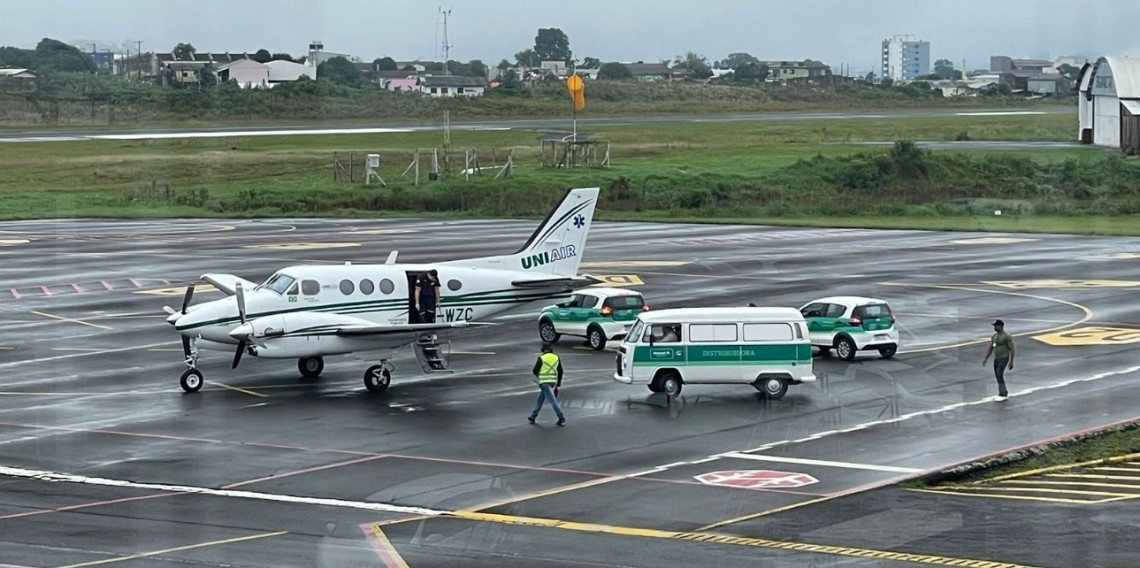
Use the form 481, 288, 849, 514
696, 496, 837, 531
955, 486, 1137, 499
54, 530, 288, 568
136, 284, 219, 296
209, 381, 268, 398
982, 279, 1140, 289
0, 238, 30, 245
983, 452, 1140, 482
366, 524, 411, 568
1043, 473, 1140, 481
1033, 326, 1140, 346
907, 487, 1098, 505
595, 274, 645, 287
31, 311, 113, 331
1001, 479, 1140, 491
448, 510, 1041, 568
882, 283, 1092, 355
950, 237, 1038, 245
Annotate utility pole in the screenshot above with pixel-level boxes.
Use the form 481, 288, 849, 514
136, 40, 143, 81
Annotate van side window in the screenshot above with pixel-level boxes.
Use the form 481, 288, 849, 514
649, 324, 681, 343
744, 323, 794, 341
690, 323, 737, 342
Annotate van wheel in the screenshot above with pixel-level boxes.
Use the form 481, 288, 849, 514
835, 336, 857, 361
658, 371, 682, 397
879, 346, 897, 359
757, 377, 788, 400
587, 326, 607, 351
538, 319, 560, 344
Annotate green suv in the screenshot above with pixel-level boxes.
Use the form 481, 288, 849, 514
538, 287, 648, 350
799, 296, 899, 361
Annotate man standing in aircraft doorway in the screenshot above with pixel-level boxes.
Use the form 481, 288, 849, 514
415, 270, 441, 324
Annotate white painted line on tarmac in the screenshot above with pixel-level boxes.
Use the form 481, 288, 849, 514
721, 452, 922, 473
736, 362, 1140, 455
89, 127, 415, 140
0, 342, 171, 369
0, 465, 443, 516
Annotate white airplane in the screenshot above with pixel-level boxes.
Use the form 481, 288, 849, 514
164, 187, 602, 393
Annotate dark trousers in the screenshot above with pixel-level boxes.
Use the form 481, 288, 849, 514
993, 357, 1009, 397
420, 303, 436, 324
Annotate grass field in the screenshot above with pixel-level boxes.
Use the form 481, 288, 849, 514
3, 110, 1138, 234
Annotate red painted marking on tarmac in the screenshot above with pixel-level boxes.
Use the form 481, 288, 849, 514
222, 455, 388, 489
70, 283, 84, 293
100, 280, 113, 290
9, 289, 19, 299
129, 278, 141, 288
39, 286, 52, 296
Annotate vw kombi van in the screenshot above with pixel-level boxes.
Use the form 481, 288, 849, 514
613, 307, 816, 399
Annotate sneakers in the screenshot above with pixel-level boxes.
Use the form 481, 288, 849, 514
527, 416, 536, 424
994, 395, 1008, 402
556, 418, 565, 426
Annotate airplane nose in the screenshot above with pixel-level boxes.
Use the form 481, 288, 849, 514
166, 312, 182, 326
229, 322, 254, 341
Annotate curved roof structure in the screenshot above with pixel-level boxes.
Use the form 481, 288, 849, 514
1083, 56, 1140, 98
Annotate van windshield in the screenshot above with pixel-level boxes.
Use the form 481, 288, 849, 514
626, 321, 644, 343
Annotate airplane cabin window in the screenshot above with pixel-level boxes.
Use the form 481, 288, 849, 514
267, 275, 296, 295
359, 279, 375, 295
302, 280, 320, 295
339, 279, 355, 295
447, 279, 462, 291
378, 278, 395, 295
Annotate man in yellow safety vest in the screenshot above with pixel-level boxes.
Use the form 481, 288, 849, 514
528, 342, 566, 426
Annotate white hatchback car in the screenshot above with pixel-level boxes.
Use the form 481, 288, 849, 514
538, 287, 648, 350
798, 296, 899, 360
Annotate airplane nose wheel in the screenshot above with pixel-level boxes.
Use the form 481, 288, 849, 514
298, 356, 325, 378
364, 364, 392, 393
180, 369, 204, 393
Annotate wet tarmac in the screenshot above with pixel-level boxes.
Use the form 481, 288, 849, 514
0, 217, 1137, 567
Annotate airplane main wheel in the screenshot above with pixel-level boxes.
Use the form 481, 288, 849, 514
298, 356, 324, 378
364, 365, 391, 393
180, 369, 204, 393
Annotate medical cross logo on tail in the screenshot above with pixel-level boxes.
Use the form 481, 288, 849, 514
164, 187, 602, 395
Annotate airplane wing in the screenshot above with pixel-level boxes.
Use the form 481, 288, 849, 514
335, 321, 473, 337
201, 273, 259, 296
511, 274, 605, 289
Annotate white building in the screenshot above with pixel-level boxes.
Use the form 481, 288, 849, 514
306, 40, 356, 67
881, 35, 930, 82
1077, 56, 1140, 153
216, 59, 269, 88
418, 75, 488, 97
265, 60, 314, 86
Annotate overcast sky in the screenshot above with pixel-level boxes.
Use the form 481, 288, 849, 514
7, 0, 1140, 74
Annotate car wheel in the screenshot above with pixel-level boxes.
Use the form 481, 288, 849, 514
587, 326, 607, 351
758, 376, 788, 400
835, 336, 856, 361
538, 319, 560, 344
879, 346, 897, 359
817, 347, 832, 357
658, 371, 682, 397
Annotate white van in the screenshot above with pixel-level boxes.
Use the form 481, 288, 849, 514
613, 307, 816, 399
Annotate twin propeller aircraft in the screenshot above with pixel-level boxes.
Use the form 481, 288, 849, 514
164, 187, 602, 393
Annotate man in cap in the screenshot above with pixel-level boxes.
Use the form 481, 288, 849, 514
529, 342, 566, 426
982, 319, 1014, 401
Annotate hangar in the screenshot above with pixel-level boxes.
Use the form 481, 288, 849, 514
1078, 56, 1140, 153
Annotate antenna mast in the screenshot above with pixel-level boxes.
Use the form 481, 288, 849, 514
439, 6, 453, 150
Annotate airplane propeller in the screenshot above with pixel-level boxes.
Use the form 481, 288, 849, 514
163, 283, 196, 320
232, 283, 248, 369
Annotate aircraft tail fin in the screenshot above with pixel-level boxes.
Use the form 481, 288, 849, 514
444, 187, 599, 277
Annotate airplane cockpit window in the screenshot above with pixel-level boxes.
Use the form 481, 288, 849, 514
285, 281, 299, 296
262, 273, 297, 295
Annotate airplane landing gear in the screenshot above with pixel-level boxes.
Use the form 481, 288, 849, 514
180, 368, 204, 393
180, 336, 204, 393
364, 361, 394, 393
298, 356, 324, 378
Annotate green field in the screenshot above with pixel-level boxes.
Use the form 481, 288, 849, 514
2, 110, 1138, 234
